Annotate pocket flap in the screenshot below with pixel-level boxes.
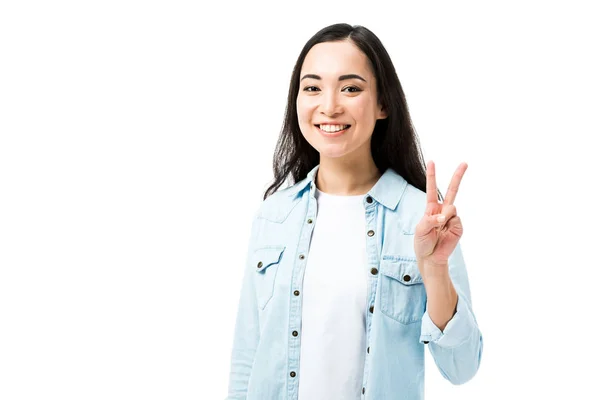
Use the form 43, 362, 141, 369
253, 246, 285, 273
379, 258, 423, 285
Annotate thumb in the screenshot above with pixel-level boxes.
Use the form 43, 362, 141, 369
416, 214, 447, 236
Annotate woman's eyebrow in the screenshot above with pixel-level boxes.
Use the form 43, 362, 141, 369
300, 73, 367, 82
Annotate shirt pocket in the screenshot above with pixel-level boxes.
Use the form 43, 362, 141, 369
253, 246, 285, 310
379, 257, 426, 325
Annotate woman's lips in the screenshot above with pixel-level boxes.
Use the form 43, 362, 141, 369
315, 125, 351, 137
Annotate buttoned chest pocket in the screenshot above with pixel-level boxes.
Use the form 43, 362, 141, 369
253, 246, 285, 310
379, 258, 426, 325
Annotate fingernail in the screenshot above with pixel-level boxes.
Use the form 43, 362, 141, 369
437, 215, 446, 223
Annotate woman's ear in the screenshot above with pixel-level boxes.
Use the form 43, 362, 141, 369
377, 104, 388, 120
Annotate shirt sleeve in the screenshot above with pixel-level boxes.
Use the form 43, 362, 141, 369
419, 242, 484, 385
226, 211, 261, 399
419, 291, 476, 347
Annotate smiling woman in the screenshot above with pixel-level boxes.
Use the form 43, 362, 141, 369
297, 43, 387, 161
226, 23, 483, 400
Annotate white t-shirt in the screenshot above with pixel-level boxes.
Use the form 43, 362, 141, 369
297, 188, 369, 400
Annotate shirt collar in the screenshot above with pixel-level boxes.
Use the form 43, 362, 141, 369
287, 164, 408, 210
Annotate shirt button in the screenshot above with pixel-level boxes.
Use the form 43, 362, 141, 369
290, 371, 296, 378
371, 268, 378, 275
367, 230, 374, 237
362, 387, 365, 394
299, 254, 305, 260
292, 330, 298, 337
367, 346, 370, 353
294, 290, 300, 296
307, 218, 313, 224
369, 305, 374, 313
366, 196, 373, 204
403, 274, 411, 282
257, 261, 263, 268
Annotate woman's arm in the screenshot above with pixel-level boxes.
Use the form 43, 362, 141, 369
226, 213, 260, 399
419, 243, 484, 385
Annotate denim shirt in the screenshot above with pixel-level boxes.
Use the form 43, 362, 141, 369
227, 164, 483, 400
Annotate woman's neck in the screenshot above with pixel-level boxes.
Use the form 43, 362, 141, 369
315, 156, 381, 196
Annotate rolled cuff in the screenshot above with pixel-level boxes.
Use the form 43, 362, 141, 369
419, 294, 476, 348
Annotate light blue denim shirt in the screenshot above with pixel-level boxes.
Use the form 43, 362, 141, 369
227, 164, 483, 400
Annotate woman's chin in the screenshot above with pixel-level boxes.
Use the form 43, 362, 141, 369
317, 147, 350, 159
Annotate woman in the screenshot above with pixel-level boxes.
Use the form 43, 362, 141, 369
226, 23, 483, 400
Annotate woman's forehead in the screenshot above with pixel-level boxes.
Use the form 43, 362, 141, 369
301, 41, 372, 79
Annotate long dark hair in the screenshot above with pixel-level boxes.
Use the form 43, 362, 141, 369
263, 23, 442, 202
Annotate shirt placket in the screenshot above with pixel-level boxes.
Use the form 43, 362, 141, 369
287, 183, 318, 400
361, 194, 379, 398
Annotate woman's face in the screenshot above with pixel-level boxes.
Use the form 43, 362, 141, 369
296, 40, 387, 160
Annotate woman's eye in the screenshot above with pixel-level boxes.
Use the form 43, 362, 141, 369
302, 86, 361, 93
343, 86, 361, 93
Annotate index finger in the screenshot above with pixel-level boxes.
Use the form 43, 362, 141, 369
426, 160, 438, 204
444, 162, 468, 205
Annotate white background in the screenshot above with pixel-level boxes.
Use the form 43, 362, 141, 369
1, 0, 598, 399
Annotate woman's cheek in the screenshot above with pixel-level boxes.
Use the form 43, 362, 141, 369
296, 98, 312, 121
351, 96, 370, 117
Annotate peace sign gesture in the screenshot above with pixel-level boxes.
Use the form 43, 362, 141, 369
414, 161, 468, 271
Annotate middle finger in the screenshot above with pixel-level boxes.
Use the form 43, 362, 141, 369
444, 162, 468, 205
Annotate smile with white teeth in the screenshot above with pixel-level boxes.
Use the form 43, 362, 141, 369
317, 124, 351, 132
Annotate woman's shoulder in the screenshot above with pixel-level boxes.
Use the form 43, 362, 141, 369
255, 180, 308, 223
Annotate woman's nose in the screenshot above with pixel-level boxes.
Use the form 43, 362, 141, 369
320, 91, 342, 116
